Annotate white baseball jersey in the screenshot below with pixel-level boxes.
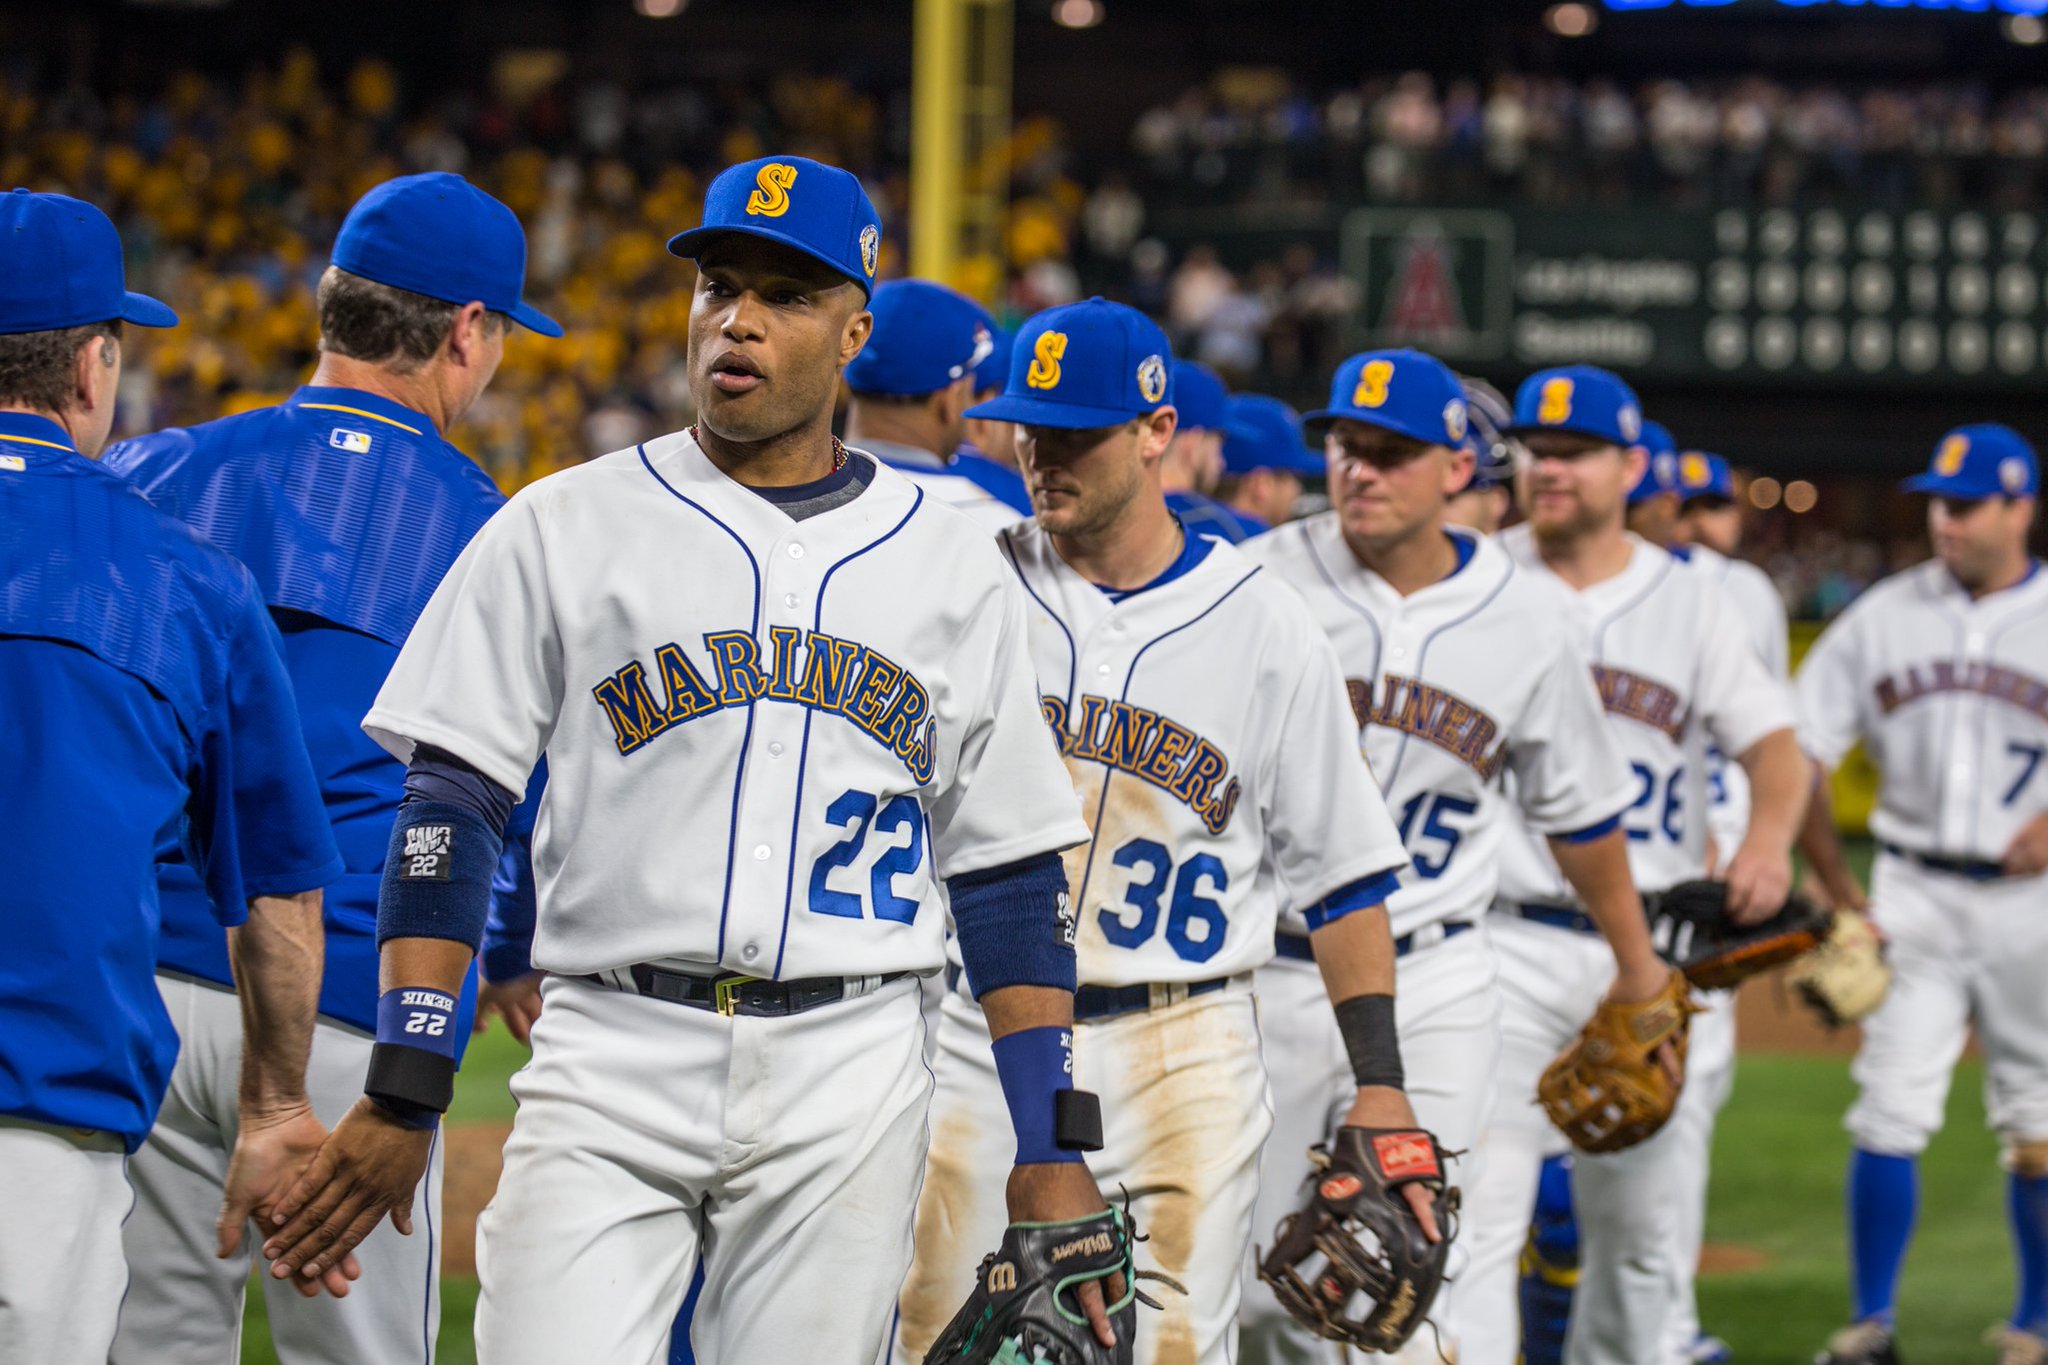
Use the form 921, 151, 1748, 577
861, 439, 1026, 533
1797, 558, 2048, 860
1243, 518, 1636, 939
1683, 545, 1790, 864
1494, 524, 1795, 901
366, 430, 1089, 980
996, 519, 1408, 986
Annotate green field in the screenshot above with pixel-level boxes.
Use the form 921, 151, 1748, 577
237, 1036, 2014, 1363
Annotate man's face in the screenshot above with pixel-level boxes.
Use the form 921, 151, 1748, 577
966, 408, 1020, 468
1930, 494, 2035, 589
1445, 483, 1510, 536
1327, 419, 1471, 550
688, 235, 869, 444
1680, 500, 1743, 555
1018, 412, 1172, 538
1625, 491, 1680, 549
1170, 428, 1225, 492
1523, 430, 1640, 542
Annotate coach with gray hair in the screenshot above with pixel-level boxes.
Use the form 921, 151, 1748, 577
105, 172, 558, 1365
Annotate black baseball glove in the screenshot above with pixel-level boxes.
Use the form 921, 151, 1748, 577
1647, 879, 1832, 991
1256, 1126, 1458, 1353
923, 1203, 1145, 1365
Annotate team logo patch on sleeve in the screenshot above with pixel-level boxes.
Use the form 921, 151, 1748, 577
401, 825, 454, 880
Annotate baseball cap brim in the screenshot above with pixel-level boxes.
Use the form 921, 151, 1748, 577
1901, 473, 1996, 498
1502, 421, 1624, 444
1300, 407, 1443, 446
965, 393, 1149, 429
120, 291, 179, 328
667, 224, 872, 297
507, 299, 565, 338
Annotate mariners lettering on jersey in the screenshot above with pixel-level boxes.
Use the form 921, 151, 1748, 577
1039, 694, 1242, 835
1592, 664, 1687, 741
592, 628, 937, 781
1875, 658, 2048, 722
1353, 673, 1508, 781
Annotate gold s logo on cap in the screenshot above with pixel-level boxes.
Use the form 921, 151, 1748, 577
1027, 331, 1067, 390
746, 163, 798, 218
1352, 358, 1394, 408
1538, 376, 1574, 425
1681, 452, 1709, 487
859, 223, 879, 278
1136, 354, 1167, 404
1936, 433, 1969, 476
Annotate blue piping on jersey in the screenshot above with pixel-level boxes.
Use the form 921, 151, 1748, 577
1966, 579, 2048, 854
1386, 552, 1516, 791
1069, 565, 1265, 946
637, 444, 764, 965
1590, 551, 1676, 660
1555, 813, 1622, 844
1300, 520, 1385, 689
772, 487, 926, 980
1000, 530, 1079, 712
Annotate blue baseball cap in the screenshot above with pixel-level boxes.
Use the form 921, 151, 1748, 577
1903, 424, 2040, 500
1510, 365, 1643, 447
972, 325, 1013, 396
844, 279, 994, 398
965, 298, 1174, 429
1677, 451, 1736, 504
668, 155, 883, 299
1302, 349, 1470, 448
1627, 420, 1678, 506
1171, 360, 1229, 433
0, 189, 177, 335
1223, 394, 1322, 478
332, 174, 561, 338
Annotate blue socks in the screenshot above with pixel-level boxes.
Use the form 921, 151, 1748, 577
1848, 1148, 1917, 1324
2012, 1170, 2048, 1336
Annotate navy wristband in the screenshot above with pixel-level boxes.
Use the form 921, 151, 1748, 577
365, 988, 460, 1126
376, 987, 459, 1058
378, 799, 504, 950
991, 1025, 1083, 1165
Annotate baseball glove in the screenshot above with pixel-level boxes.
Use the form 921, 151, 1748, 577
1537, 967, 1696, 1154
1647, 880, 1833, 991
922, 1203, 1146, 1365
1788, 911, 1891, 1027
1256, 1126, 1459, 1354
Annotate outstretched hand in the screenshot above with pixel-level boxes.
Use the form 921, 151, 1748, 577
260, 1097, 435, 1287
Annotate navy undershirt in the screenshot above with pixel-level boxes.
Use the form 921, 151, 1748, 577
744, 452, 876, 520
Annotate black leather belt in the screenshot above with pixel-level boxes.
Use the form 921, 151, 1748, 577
941, 965, 1232, 1022
1880, 843, 2008, 882
582, 964, 907, 1017
1272, 921, 1476, 963
1504, 902, 1601, 935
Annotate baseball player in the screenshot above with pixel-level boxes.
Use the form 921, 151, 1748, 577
1161, 357, 1257, 543
0, 189, 342, 1363
256, 154, 1119, 1365
844, 278, 1022, 530
1236, 348, 1673, 1365
956, 323, 1034, 515
894, 300, 1424, 1365
1623, 420, 1682, 547
1217, 392, 1321, 534
103, 173, 556, 1364
1799, 426, 2048, 1365
1445, 375, 1518, 537
1460, 365, 1809, 1365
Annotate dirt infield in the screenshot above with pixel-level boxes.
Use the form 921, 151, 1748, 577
1734, 975, 1861, 1056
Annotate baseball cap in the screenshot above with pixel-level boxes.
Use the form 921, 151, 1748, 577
1627, 420, 1679, 506
668, 155, 882, 299
972, 325, 1013, 396
965, 298, 1174, 429
1302, 349, 1469, 448
1902, 424, 2040, 500
844, 279, 995, 397
1171, 360, 1229, 433
1223, 394, 1322, 478
0, 189, 177, 335
332, 174, 562, 337
1677, 451, 1736, 505
1509, 365, 1643, 447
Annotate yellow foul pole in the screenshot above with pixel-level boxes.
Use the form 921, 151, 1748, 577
912, 0, 1012, 303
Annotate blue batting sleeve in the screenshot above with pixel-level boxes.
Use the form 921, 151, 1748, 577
1302, 868, 1403, 931
1554, 813, 1622, 845
481, 758, 546, 983
378, 749, 513, 948
406, 744, 520, 828
949, 852, 1077, 998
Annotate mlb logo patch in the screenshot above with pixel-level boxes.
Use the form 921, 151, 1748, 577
330, 428, 373, 454
401, 824, 453, 880
0, 454, 23, 471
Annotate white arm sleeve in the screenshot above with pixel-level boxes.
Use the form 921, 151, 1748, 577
927, 574, 1090, 879
1262, 627, 1410, 911
363, 493, 565, 795
1508, 627, 1638, 835
1694, 578, 1798, 760
1793, 613, 1867, 771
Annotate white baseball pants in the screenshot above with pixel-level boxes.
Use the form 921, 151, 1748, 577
0, 1117, 130, 1365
